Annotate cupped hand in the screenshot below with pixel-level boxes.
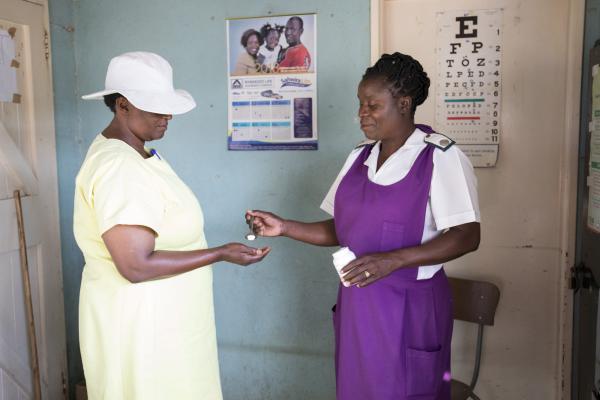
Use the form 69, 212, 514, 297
245, 210, 286, 237
340, 252, 399, 287
219, 243, 271, 266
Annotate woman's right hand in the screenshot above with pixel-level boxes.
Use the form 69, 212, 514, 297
218, 243, 271, 266
245, 210, 286, 237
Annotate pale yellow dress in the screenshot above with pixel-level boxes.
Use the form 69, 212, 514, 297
74, 135, 223, 400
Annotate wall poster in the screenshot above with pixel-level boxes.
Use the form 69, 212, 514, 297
587, 64, 600, 233
435, 9, 503, 167
226, 14, 317, 150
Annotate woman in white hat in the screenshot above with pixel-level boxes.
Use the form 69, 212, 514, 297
74, 51, 268, 400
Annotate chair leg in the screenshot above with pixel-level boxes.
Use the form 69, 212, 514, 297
470, 393, 481, 400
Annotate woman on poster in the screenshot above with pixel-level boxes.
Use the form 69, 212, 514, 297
233, 29, 263, 75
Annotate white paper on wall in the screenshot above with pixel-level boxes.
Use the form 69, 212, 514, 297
226, 14, 318, 150
435, 9, 503, 167
0, 29, 17, 103
587, 64, 600, 233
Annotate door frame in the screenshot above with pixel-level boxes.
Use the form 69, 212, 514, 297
561, 1, 586, 399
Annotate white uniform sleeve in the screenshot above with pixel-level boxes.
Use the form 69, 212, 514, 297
430, 146, 480, 230
320, 148, 363, 216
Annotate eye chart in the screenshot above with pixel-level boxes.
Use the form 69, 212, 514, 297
435, 9, 503, 167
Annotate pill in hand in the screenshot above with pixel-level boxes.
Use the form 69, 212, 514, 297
246, 216, 256, 241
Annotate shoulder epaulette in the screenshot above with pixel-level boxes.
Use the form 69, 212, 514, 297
354, 139, 376, 149
423, 132, 455, 151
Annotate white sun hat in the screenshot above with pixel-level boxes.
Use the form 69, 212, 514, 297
81, 51, 196, 115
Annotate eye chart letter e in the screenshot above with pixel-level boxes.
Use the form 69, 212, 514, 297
435, 9, 503, 167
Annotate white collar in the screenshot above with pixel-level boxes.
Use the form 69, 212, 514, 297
364, 128, 427, 169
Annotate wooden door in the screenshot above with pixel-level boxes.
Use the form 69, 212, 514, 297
0, 0, 67, 399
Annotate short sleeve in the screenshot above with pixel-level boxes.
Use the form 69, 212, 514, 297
91, 155, 165, 235
430, 146, 480, 230
320, 148, 363, 216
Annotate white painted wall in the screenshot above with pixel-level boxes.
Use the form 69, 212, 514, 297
373, 0, 583, 398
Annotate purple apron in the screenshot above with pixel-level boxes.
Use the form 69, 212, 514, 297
332, 134, 452, 399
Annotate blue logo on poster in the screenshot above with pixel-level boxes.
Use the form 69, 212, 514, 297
281, 78, 311, 88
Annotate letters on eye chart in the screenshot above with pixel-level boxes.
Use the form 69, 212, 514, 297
435, 9, 503, 167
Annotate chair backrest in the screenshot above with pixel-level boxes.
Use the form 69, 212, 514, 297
448, 277, 500, 326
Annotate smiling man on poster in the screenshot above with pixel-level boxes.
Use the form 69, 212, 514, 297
277, 16, 311, 72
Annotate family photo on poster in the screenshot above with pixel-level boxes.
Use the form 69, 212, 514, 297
229, 14, 315, 75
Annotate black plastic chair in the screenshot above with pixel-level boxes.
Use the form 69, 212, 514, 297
448, 277, 501, 400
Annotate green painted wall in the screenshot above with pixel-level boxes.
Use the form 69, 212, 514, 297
49, 1, 371, 398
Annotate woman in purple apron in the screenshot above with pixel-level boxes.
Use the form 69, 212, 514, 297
246, 53, 480, 400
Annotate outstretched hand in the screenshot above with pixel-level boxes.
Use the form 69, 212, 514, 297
219, 242, 271, 266
245, 210, 286, 237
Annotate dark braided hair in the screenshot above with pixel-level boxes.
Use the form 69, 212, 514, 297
362, 52, 430, 113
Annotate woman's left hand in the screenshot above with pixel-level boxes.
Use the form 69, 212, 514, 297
340, 252, 400, 287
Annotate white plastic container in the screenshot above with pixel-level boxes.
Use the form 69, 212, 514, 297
332, 247, 356, 287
